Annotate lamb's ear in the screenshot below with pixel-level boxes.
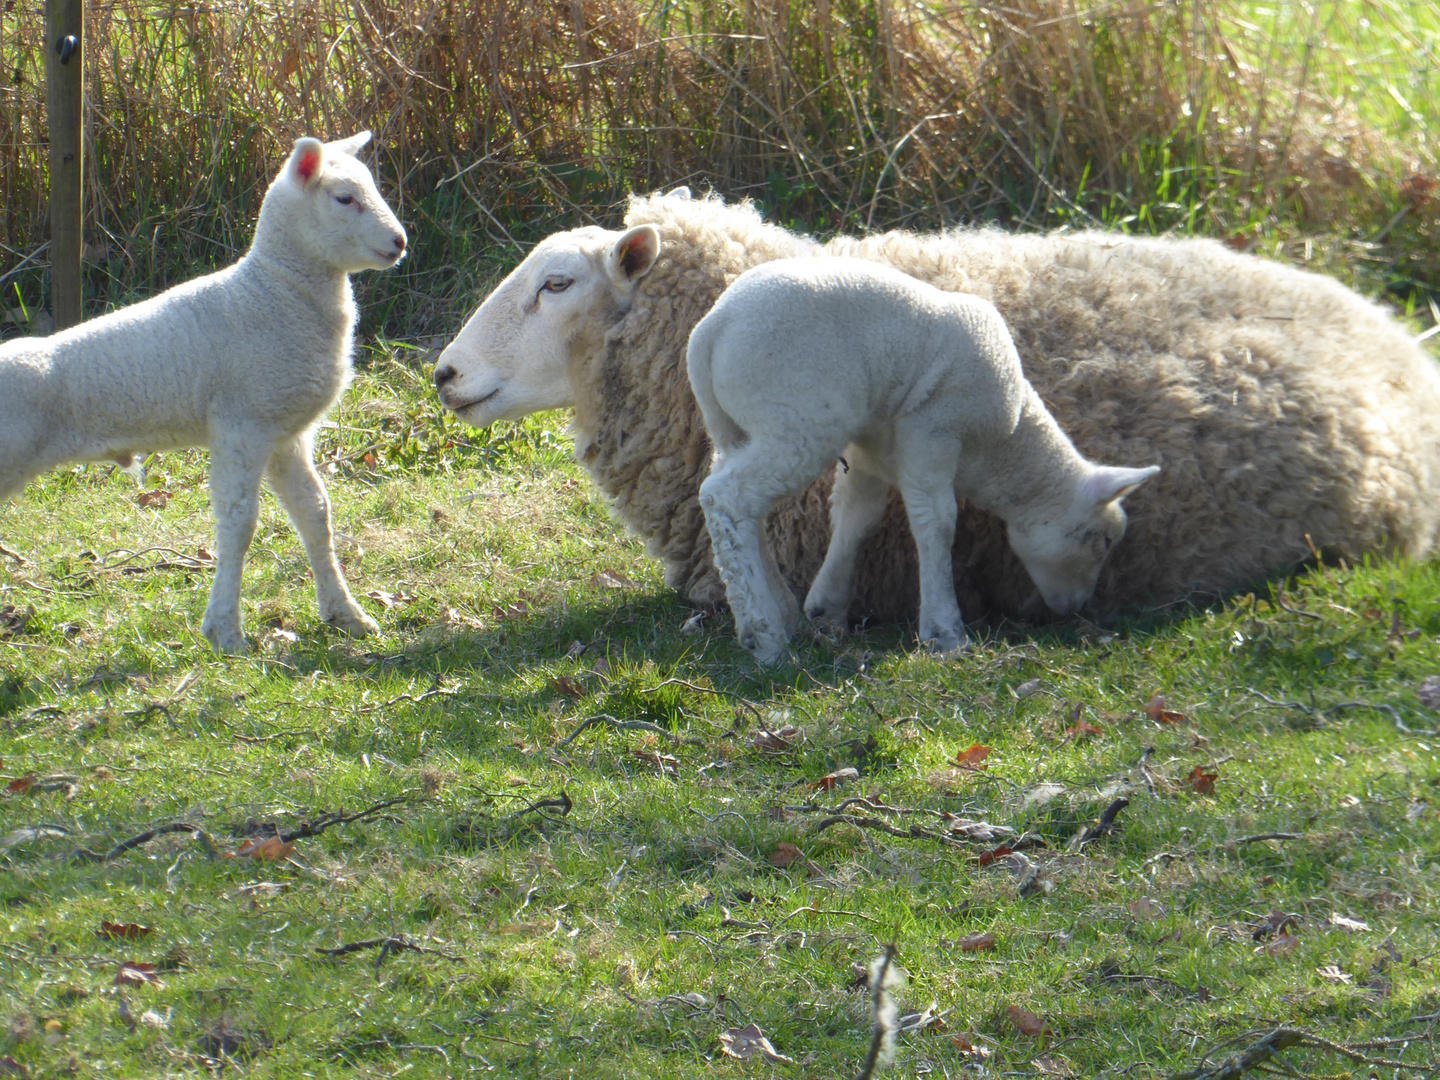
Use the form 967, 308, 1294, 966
606, 225, 661, 288
288, 137, 326, 189
1083, 464, 1160, 506
667, 185, 692, 200
326, 130, 372, 158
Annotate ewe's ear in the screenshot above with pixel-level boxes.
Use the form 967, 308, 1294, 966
288, 137, 326, 188
326, 130, 372, 158
606, 226, 661, 289
1084, 464, 1160, 506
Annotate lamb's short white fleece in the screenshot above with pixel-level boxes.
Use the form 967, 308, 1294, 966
687, 257, 1158, 664
0, 131, 407, 652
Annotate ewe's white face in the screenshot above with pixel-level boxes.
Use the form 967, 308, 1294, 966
433, 224, 661, 427
279, 132, 408, 274
1006, 464, 1160, 615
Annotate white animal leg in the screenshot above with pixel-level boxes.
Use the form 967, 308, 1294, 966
201, 429, 270, 653
804, 457, 890, 632
267, 432, 378, 639
699, 440, 823, 664
895, 433, 966, 654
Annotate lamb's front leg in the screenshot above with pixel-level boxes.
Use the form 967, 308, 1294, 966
804, 458, 890, 633
201, 429, 270, 653
267, 432, 377, 639
896, 433, 966, 655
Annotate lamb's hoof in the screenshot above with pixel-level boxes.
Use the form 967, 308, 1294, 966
920, 627, 969, 657
325, 604, 379, 638
804, 602, 848, 635
202, 620, 249, 655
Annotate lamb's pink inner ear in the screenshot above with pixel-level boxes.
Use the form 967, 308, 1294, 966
296, 148, 322, 185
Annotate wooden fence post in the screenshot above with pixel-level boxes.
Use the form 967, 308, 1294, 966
45, 0, 84, 331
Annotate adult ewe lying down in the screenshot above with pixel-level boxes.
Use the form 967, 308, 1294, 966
0, 131, 407, 652
690, 257, 1158, 663
433, 191, 1440, 625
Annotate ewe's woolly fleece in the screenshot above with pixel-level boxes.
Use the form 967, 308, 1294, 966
573, 192, 1440, 622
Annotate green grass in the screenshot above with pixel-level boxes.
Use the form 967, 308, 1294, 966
3, 344, 1438, 1078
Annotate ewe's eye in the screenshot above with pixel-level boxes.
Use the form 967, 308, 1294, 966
1103, 535, 1114, 552
335, 194, 355, 206
541, 276, 573, 295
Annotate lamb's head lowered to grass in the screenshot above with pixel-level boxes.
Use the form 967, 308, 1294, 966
688, 256, 1158, 663
433, 224, 661, 425
0, 131, 406, 653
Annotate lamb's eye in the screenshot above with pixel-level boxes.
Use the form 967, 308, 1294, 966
335, 194, 355, 206
1103, 535, 1114, 552
541, 277, 572, 295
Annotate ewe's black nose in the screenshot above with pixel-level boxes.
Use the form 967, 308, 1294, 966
434, 363, 457, 389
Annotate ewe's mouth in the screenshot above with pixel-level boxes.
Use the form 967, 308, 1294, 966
449, 387, 500, 415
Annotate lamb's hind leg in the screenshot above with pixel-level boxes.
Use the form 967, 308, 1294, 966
699, 439, 824, 665
804, 452, 890, 633
267, 432, 378, 639
895, 432, 966, 654
201, 427, 270, 653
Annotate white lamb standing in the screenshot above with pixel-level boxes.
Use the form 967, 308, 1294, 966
0, 131, 407, 653
687, 256, 1159, 664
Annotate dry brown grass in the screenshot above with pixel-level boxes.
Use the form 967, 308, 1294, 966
0, 0, 1429, 332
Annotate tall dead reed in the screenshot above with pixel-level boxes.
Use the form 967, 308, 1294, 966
0, 0, 1429, 334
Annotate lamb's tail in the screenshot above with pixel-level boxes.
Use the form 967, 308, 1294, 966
685, 314, 748, 451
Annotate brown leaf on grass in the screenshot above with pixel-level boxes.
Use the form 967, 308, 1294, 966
953, 743, 991, 769
1316, 964, 1352, 984
1322, 913, 1370, 934
135, 488, 172, 510
951, 1034, 991, 1059
115, 961, 164, 988
97, 921, 154, 941
898, 1003, 947, 1033
1264, 932, 1299, 956
592, 568, 636, 590
6, 775, 35, 794
550, 675, 588, 699
809, 767, 858, 791
0, 1055, 27, 1077
629, 749, 678, 774
1129, 897, 1165, 921
1400, 173, 1439, 208
751, 725, 803, 752
1066, 718, 1102, 740
365, 588, 418, 609
770, 841, 806, 869
1006, 1005, 1047, 1038
718, 1023, 794, 1065
1145, 693, 1187, 724
227, 836, 295, 861
943, 816, 1016, 842
1186, 765, 1218, 795
957, 932, 995, 952
1418, 676, 1440, 711
0, 604, 34, 638
1031, 1055, 1075, 1077
1254, 910, 1300, 940
976, 843, 1014, 867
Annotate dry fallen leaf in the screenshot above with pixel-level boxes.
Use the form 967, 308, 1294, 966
135, 488, 172, 510
114, 961, 164, 988
943, 816, 1015, 842
1323, 913, 1371, 934
1316, 964, 1352, 984
228, 835, 295, 862
592, 568, 636, 590
1031, 1055, 1075, 1077
97, 921, 154, 941
951, 1034, 991, 1059
810, 767, 858, 791
770, 842, 806, 869
718, 1023, 795, 1065
1265, 932, 1300, 956
550, 675, 588, 699
1067, 719, 1103, 740
1006, 1004, 1047, 1038
1145, 693, 1187, 724
953, 744, 992, 770
751, 725, 803, 752
6, 775, 36, 795
1129, 897, 1165, 921
1417, 676, 1440, 711
1400, 173, 1439, 208
957, 932, 995, 952
1186, 765, 1218, 795
976, 843, 1014, 868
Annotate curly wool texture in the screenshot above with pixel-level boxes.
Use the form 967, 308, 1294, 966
571, 192, 1440, 622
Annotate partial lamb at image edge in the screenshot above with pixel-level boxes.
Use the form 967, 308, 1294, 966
0, 131, 408, 653
435, 189, 1440, 628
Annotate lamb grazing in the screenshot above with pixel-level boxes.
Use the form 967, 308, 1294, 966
434, 190, 1440, 628
0, 131, 407, 653
688, 257, 1158, 663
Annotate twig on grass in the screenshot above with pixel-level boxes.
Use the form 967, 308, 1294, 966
1233, 833, 1301, 845
73, 822, 218, 864
1077, 797, 1130, 849
356, 677, 458, 713
816, 813, 964, 845
277, 795, 416, 843
557, 713, 678, 747
1273, 585, 1323, 620
506, 790, 572, 821
1170, 1025, 1435, 1080
314, 934, 463, 981
0, 541, 30, 567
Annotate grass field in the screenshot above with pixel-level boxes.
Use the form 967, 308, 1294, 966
2, 343, 1439, 1078
3, 0, 1440, 1076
